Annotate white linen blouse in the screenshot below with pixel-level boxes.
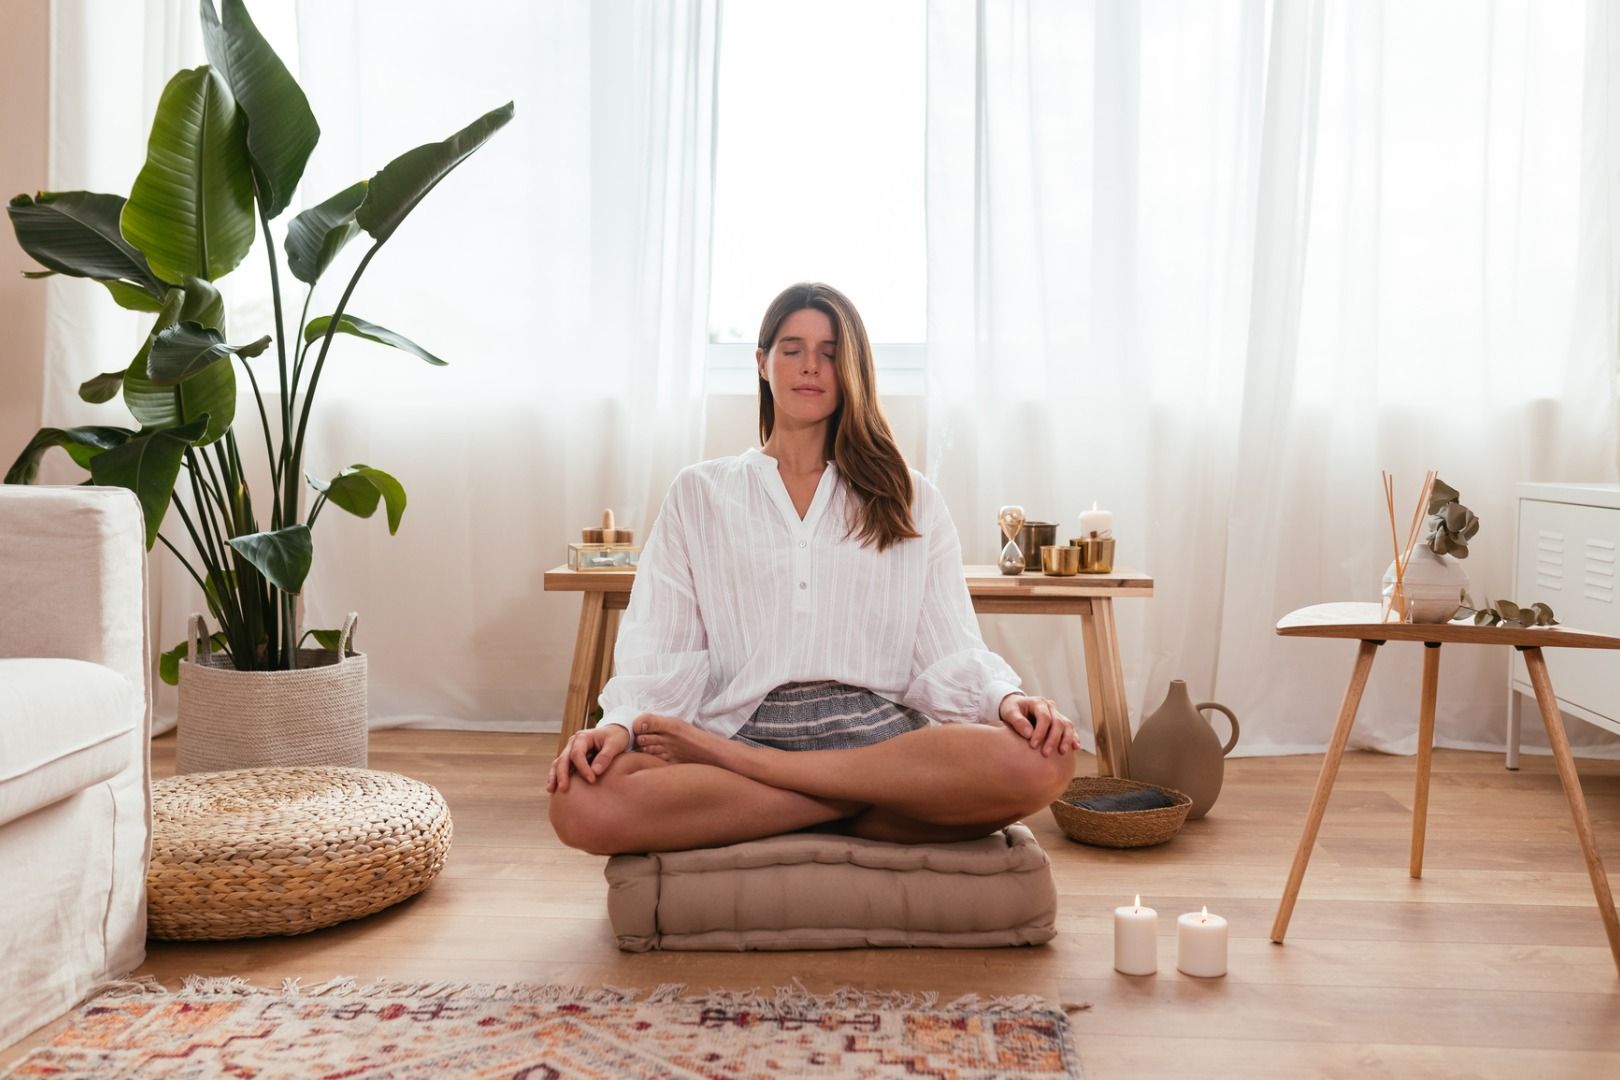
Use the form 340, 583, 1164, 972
597, 448, 1022, 744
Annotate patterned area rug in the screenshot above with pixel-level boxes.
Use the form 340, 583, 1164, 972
4, 978, 1085, 1078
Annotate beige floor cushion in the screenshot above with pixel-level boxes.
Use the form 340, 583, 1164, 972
605, 823, 1056, 951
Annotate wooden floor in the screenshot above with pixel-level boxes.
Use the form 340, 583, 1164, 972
8, 729, 1620, 1077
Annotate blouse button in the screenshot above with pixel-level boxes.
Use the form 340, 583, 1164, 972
798, 540, 807, 549
799, 581, 808, 590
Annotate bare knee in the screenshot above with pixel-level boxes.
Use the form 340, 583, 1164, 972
990, 735, 1076, 818
548, 752, 661, 855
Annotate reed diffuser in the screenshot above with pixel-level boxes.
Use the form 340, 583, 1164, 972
1380, 470, 1437, 622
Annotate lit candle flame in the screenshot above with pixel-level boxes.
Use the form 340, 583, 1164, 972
1133, 894, 1140, 912
1200, 905, 1208, 923
1091, 500, 1098, 511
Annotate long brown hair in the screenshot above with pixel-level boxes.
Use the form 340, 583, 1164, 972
757, 283, 919, 551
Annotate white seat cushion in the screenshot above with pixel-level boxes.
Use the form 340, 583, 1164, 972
0, 658, 139, 827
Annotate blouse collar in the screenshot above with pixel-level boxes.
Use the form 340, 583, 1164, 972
743, 446, 837, 472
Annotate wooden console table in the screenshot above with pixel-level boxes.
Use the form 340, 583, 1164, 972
543, 565, 1153, 776
1270, 602, 1620, 974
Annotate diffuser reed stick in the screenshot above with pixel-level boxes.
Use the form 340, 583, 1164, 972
1381, 472, 1404, 622
1380, 469, 1438, 623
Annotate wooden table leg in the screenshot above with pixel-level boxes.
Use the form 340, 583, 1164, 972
1272, 638, 1381, 944
560, 591, 606, 743
1079, 598, 1131, 778
1077, 600, 1110, 776
1082, 599, 1134, 777
1521, 646, 1620, 975
1410, 642, 1441, 879
1093, 599, 1133, 779
584, 608, 622, 731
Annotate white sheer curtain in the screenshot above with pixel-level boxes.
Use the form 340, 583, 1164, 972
39, 0, 716, 731
926, 0, 1620, 757
290, 0, 715, 728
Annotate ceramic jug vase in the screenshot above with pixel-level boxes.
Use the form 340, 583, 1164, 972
1129, 680, 1239, 820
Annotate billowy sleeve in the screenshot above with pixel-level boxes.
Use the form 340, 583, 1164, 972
597, 479, 710, 746
901, 481, 1022, 724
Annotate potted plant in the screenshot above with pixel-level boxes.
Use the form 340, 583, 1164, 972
4, 0, 511, 771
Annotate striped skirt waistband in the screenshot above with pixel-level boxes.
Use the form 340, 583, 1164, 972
731, 681, 930, 750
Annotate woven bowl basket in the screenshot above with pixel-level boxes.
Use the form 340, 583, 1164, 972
1049, 776, 1192, 848
148, 767, 452, 940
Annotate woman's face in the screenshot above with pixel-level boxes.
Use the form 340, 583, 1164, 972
757, 306, 841, 429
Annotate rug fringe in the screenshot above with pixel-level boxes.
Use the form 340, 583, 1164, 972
82, 974, 168, 1001
173, 976, 680, 1007
145, 975, 1079, 1015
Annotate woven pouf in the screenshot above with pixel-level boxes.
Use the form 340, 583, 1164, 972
148, 767, 452, 941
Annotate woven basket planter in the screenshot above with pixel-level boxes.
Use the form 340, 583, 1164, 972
148, 767, 452, 940
176, 612, 368, 775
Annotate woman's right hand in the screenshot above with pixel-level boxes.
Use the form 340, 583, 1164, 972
547, 723, 632, 794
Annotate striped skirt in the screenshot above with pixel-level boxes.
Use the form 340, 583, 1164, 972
731, 681, 931, 750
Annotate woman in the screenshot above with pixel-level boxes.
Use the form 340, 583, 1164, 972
548, 283, 1077, 854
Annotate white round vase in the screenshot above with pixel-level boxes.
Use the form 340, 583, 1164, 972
1382, 550, 1470, 623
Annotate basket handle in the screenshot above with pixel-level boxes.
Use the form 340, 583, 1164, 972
338, 612, 359, 660
186, 613, 210, 664
1197, 701, 1240, 755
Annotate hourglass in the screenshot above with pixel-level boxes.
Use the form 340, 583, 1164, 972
997, 505, 1027, 575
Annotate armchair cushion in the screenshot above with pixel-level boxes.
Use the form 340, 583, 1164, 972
0, 659, 140, 828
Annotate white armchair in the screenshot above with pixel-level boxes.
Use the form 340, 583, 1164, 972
0, 486, 151, 1048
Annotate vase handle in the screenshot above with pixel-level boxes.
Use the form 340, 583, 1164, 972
1198, 701, 1240, 755
186, 613, 210, 664
338, 612, 360, 661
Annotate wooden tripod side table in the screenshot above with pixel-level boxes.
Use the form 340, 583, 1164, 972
542, 565, 1153, 777
1270, 602, 1620, 974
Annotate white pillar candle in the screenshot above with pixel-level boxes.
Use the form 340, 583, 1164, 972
1079, 501, 1114, 539
1176, 906, 1228, 978
1113, 895, 1158, 975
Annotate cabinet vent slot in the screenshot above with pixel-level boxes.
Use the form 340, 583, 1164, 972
1535, 530, 1565, 590
1586, 539, 1616, 604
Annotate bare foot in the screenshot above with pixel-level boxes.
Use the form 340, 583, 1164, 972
635, 714, 749, 770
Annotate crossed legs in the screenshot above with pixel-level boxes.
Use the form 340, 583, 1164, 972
549, 722, 1075, 855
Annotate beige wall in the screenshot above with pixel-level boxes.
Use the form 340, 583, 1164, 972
1, 0, 49, 458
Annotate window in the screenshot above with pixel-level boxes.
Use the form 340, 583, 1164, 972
707, 0, 926, 393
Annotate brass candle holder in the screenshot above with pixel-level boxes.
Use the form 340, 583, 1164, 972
1069, 535, 1116, 574
1041, 544, 1081, 576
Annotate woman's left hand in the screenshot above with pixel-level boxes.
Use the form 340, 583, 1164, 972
998, 694, 1078, 756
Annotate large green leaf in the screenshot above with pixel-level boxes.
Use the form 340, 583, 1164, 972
304, 314, 445, 366
5, 425, 134, 484
179, 275, 226, 329
99, 278, 167, 312
121, 66, 256, 283
300, 628, 348, 652
6, 192, 165, 293
124, 290, 237, 445
159, 631, 229, 686
285, 180, 366, 284
200, 0, 319, 219
227, 524, 312, 593
88, 418, 209, 548
147, 322, 270, 385
355, 101, 514, 244
309, 464, 407, 533
78, 370, 127, 404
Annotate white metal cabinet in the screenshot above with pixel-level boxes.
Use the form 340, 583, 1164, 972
1506, 483, 1620, 767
